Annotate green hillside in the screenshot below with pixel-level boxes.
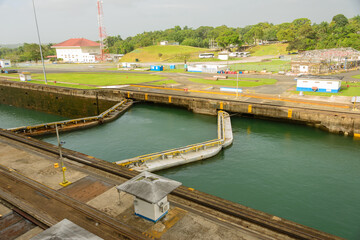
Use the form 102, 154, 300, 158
249, 43, 289, 56
120, 45, 214, 63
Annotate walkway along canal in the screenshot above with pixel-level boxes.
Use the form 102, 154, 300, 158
7, 100, 133, 136
116, 110, 233, 171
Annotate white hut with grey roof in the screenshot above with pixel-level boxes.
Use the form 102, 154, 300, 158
116, 171, 181, 222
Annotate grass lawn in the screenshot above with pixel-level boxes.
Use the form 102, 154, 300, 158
189, 77, 277, 87
31, 72, 165, 86
352, 74, 360, 79
147, 80, 178, 85
248, 43, 289, 56
230, 59, 290, 72
121, 45, 214, 63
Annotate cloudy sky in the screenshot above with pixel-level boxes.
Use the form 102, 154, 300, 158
0, 0, 359, 44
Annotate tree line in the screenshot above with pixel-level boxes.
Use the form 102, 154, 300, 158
105, 14, 360, 53
1, 14, 359, 62
0, 43, 55, 63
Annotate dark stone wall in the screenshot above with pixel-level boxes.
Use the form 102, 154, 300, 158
0, 81, 117, 118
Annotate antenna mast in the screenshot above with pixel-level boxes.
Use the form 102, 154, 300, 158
97, 0, 107, 61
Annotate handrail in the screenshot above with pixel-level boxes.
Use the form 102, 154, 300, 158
8, 100, 128, 132
118, 111, 227, 167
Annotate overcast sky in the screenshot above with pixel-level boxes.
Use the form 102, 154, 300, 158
0, 0, 359, 44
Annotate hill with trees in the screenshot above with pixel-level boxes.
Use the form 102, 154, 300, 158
105, 14, 360, 54
0, 14, 359, 62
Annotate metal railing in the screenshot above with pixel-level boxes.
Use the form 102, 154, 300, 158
118, 111, 228, 167
8, 100, 129, 133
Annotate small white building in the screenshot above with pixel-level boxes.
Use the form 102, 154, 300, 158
296, 76, 342, 93
0, 59, 11, 68
116, 172, 181, 223
19, 72, 31, 81
51, 38, 101, 63
218, 54, 229, 61
121, 62, 137, 68
160, 41, 169, 46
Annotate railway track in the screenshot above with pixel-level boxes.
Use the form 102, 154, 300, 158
0, 129, 341, 239
0, 163, 148, 240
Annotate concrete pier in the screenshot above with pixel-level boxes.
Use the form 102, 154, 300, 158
116, 111, 233, 172
7, 100, 133, 136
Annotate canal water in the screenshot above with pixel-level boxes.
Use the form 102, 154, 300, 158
1, 103, 360, 239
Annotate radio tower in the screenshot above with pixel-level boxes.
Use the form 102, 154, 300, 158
97, 0, 107, 61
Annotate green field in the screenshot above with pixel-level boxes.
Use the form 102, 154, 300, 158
31, 73, 165, 86
189, 77, 277, 87
352, 74, 360, 79
230, 59, 290, 72
120, 45, 215, 63
248, 43, 289, 56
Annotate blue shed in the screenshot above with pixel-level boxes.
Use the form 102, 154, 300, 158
170, 65, 176, 70
150, 65, 164, 71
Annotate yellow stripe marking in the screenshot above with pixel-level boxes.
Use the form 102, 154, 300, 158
169, 96, 172, 103
220, 102, 223, 110
145, 93, 148, 100
248, 104, 252, 113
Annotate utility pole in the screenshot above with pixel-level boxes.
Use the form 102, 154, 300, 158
31, 0, 47, 84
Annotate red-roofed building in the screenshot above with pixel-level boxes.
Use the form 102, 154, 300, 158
52, 38, 101, 63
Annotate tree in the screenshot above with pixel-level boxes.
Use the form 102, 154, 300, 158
332, 14, 349, 28
243, 26, 264, 44
21, 43, 42, 62
216, 30, 240, 48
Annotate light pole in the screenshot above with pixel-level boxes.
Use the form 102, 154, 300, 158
31, 0, 48, 84
56, 125, 71, 187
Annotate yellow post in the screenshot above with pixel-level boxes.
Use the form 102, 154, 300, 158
220, 102, 223, 110
56, 125, 71, 187
169, 96, 172, 103
145, 93, 148, 101
127, 91, 130, 98
288, 109, 293, 118
248, 105, 252, 113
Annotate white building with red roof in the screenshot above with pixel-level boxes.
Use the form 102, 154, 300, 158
52, 38, 101, 63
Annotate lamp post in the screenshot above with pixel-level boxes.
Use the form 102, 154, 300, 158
31, 0, 47, 84
56, 125, 71, 187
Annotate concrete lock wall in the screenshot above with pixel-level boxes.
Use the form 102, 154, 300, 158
0, 81, 117, 118
0, 80, 359, 136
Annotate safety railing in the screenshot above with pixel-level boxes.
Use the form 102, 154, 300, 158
8, 99, 129, 133
118, 111, 228, 167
